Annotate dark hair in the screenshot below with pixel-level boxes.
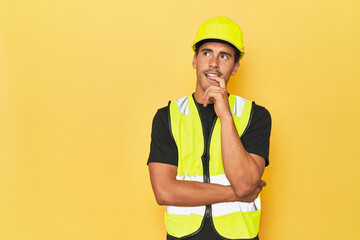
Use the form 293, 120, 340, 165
194, 39, 241, 63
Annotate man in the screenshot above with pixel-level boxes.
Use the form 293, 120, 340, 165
147, 16, 271, 240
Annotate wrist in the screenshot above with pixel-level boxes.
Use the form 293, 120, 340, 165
226, 185, 238, 202
219, 113, 233, 122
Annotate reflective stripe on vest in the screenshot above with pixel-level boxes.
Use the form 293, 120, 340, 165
166, 94, 260, 239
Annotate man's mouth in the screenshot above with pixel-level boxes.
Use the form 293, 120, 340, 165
205, 73, 220, 78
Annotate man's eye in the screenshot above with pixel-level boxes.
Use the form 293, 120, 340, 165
203, 52, 210, 56
221, 55, 229, 60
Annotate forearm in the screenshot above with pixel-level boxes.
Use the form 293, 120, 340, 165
220, 115, 263, 197
148, 162, 237, 206
155, 180, 237, 206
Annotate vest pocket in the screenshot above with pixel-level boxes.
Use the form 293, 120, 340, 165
165, 211, 204, 238
212, 210, 261, 239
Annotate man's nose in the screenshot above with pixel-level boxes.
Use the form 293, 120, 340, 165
209, 57, 219, 68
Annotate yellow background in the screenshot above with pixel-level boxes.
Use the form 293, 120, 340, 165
1, 0, 359, 239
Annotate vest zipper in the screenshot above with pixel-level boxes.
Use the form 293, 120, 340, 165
193, 97, 218, 218
203, 116, 218, 219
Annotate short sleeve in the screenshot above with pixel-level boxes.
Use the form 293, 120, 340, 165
241, 102, 272, 166
147, 106, 178, 166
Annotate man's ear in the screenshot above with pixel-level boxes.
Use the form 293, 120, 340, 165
231, 62, 240, 75
192, 54, 197, 69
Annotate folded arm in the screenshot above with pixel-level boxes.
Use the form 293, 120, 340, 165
148, 162, 262, 206
202, 79, 267, 199
149, 162, 237, 206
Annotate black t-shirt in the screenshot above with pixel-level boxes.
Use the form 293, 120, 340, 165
147, 94, 272, 240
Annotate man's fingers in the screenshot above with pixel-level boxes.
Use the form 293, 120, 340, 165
203, 87, 227, 101
210, 77, 226, 88
258, 180, 266, 187
202, 87, 223, 106
203, 97, 210, 107
253, 186, 263, 198
203, 88, 216, 106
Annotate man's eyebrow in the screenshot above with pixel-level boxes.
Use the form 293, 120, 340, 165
201, 48, 233, 57
201, 48, 213, 53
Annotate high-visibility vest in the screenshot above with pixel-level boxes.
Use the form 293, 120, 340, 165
166, 94, 261, 239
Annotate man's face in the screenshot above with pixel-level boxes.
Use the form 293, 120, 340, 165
192, 41, 239, 94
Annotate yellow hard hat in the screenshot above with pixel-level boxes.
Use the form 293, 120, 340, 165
192, 16, 245, 59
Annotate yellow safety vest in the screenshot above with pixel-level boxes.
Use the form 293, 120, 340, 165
166, 94, 260, 239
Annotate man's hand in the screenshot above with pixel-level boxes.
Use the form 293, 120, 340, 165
203, 77, 231, 119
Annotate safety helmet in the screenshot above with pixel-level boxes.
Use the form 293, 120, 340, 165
192, 16, 245, 59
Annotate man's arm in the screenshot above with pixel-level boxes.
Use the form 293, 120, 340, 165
148, 162, 263, 206
203, 78, 266, 199
220, 116, 265, 198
